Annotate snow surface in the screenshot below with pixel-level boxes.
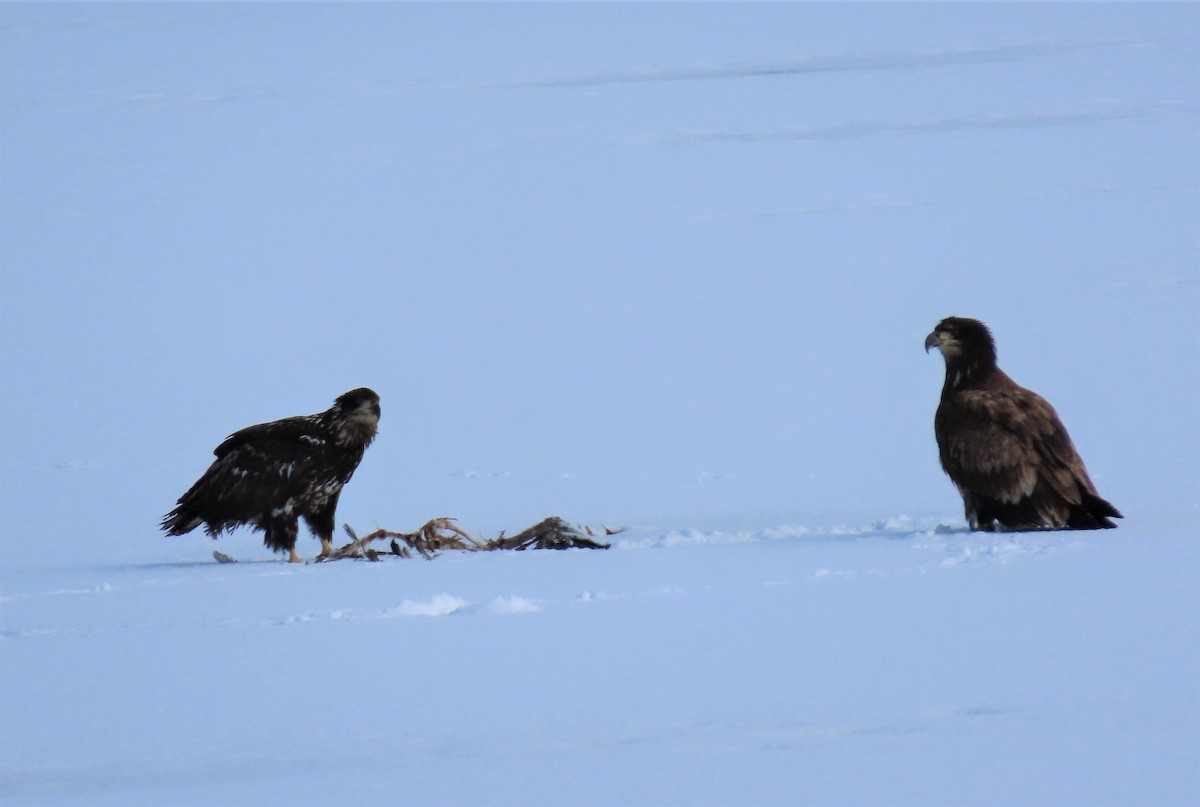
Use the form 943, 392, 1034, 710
2, 4, 1198, 806
2, 516, 1198, 806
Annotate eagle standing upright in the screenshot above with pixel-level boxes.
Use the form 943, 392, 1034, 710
925, 318, 1121, 531
162, 388, 381, 561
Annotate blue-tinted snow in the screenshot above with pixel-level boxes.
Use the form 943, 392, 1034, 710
2, 4, 1197, 806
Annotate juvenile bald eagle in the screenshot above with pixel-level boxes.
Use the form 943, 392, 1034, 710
162, 388, 381, 561
925, 318, 1121, 531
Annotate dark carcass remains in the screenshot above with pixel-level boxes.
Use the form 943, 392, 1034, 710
315, 516, 617, 562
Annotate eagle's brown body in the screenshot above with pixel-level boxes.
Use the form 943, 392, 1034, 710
926, 318, 1120, 531
162, 388, 381, 561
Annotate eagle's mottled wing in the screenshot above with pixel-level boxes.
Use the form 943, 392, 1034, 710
937, 387, 1090, 510
213, 416, 323, 459
186, 416, 334, 533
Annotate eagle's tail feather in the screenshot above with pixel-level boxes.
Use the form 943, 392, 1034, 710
161, 505, 203, 535
1067, 491, 1123, 530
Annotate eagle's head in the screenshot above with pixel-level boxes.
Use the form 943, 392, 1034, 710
925, 317, 996, 363
332, 387, 381, 446
926, 317, 999, 391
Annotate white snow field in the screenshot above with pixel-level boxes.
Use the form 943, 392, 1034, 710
2, 4, 1198, 806
1, 514, 1197, 807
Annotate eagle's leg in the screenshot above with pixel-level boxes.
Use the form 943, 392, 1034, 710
262, 517, 302, 562
303, 506, 338, 561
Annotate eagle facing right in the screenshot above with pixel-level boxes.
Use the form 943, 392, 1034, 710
162, 388, 381, 561
925, 317, 1121, 531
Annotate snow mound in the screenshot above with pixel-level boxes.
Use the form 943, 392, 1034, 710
385, 593, 469, 618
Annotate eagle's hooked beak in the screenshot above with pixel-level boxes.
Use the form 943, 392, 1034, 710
924, 331, 942, 353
